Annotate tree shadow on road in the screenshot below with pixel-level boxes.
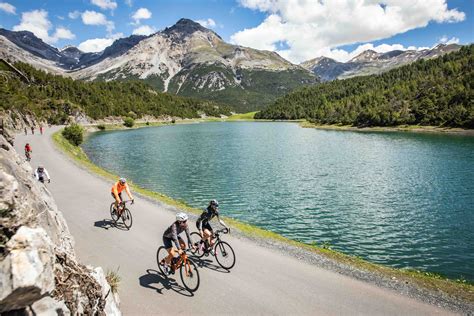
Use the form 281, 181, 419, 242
94, 219, 128, 231
190, 256, 230, 274
139, 269, 193, 297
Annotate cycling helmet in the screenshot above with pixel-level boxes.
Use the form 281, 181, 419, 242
119, 178, 126, 184
176, 212, 188, 222
38, 165, 44, 170
210, 199, 219, 207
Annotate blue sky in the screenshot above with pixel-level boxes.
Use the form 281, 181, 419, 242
0, 0, 472, 62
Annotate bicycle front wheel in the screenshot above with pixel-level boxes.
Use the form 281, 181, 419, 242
190, 232, 205, 258
110, 203, 119, 223
122, 208, 133, 229
214, 241, 236, 270
180, 258, 200, 292
156, 246, 169, 276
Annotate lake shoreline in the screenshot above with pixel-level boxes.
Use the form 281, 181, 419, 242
54, 127, 474, 313
300, 121, 474, 136
83, 116, 474, 137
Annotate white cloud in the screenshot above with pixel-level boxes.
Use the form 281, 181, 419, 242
13, 9, 75, 44
82, 10, 115, 33
91, 0, 117, 10
0, 2, 16, 14
68, 10, 81, 19
196, 18, 216, 28
132, 25, 155, 35
77, 32, 122, 53
439, 35, 459, 45
132, 7, 152, 23
232, 0, 466, 63
125, 0, 133, 7
53, 27, 75, 40
78, 38, 114, 52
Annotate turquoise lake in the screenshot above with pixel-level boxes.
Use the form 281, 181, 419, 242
82, 122, 474, 280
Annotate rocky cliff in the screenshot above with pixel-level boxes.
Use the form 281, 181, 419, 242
0, 121, 120, 314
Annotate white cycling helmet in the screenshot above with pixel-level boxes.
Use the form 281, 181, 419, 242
119, 177, 126, 184
176, 212, 188, 222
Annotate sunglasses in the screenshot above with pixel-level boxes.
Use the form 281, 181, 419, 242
178, 220, 187, 224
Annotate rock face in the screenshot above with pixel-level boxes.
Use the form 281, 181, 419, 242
0, 227, 55, 312
0, 129, 120, 314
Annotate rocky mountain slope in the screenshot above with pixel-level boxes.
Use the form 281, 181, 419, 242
0, 19, 318, 112
0, 116, 120, 314
301, 44, 461, 81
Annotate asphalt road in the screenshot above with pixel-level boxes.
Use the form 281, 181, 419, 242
14, 126, 454, 315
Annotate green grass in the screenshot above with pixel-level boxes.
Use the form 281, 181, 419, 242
53, 129, 474, 304
228, 112, 258, 120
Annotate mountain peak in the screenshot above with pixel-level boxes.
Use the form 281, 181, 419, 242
350, 49, 380, 62
162, 18, 222, 41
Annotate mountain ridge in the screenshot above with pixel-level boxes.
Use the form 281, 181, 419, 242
300, 44, 462, 81
0, 19, 318, 112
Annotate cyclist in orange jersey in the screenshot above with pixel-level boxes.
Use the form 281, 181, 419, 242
111, 178, 134, 216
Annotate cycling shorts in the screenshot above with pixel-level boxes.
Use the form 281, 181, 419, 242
111, 192, 122, 201
196, 221, 212, 232
163, 236, 183, 249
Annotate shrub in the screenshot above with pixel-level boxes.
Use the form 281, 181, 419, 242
62, 123, 84, 146
105, 269, 121, 294
97, 124, 106, 130
123, 117, 134, 128
127, 111, 137, 119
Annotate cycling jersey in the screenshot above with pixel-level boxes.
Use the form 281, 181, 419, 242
111, 181, 132, 201
197, 206, 226, 231
163, 222, 192, 249
35, 168, 50, 181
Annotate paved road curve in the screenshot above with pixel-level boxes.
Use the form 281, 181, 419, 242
15, 127, 454, 315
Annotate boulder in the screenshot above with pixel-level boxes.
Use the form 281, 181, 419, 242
30, 296, 71, 316
0, 227, 55, 313
90, 267, 121, 316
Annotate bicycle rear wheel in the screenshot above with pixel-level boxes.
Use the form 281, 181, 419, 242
190, 232, 205, 258
214, 241, 236, 270
156, 246, 169, 276
180, 258, 200, 292
110, 203, 119, 223
122, 208, 133, 229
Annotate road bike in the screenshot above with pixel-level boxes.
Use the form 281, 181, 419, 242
190, 228, 236, 270
156, 247, 200, 292
110, 200, 133, 229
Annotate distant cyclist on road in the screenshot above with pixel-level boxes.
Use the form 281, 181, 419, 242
111, 178, 134, 216
24, 143, 32, 161
34, 165, 50, 183
196, 199, 229, 253
160, 212, 194, 274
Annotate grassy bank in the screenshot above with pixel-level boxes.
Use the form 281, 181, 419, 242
300, 121, 474, 136
227, 112, 258, 120
53, 129, 474, 304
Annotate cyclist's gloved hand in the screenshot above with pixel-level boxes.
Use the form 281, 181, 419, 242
48, 179, 51, 183
131, 199, 135, 205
